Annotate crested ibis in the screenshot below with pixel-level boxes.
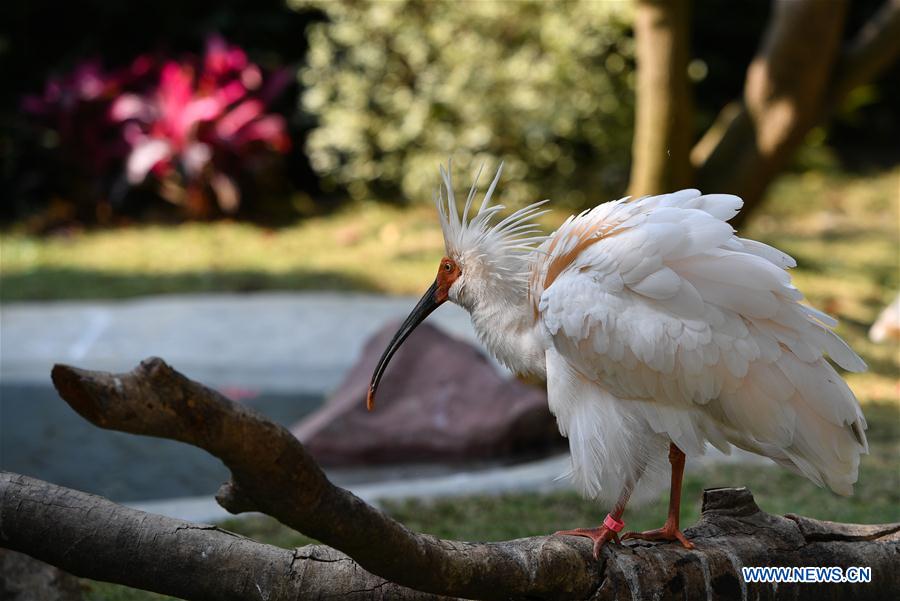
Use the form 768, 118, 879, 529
367, 163, 868, 557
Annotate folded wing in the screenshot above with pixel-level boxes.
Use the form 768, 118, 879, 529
532, 191, 868, 495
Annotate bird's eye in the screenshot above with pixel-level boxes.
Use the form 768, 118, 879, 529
444, 262, 452, 272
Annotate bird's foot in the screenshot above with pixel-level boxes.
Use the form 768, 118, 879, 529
622, 522, 694, 549
554, 526, 620, 559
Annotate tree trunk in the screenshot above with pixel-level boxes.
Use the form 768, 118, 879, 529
692, 0, 848, 224
0, 358, 897, 600
629, 0, 694, 196
631, 0, 900, 226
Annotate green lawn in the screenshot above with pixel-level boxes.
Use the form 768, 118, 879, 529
0, 202, 448, 300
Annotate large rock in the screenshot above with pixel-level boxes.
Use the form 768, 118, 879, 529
292, 321, 563, 465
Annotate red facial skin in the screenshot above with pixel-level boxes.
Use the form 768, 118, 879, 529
434, 257, 461, 303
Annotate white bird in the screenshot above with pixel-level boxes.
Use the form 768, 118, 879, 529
367, 163, 868, 557
869, 293, 900, 343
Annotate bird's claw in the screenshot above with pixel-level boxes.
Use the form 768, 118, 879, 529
554, 526, 620, 559
621, 524, 694, 549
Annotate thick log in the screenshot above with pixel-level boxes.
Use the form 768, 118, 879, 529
3, 473, 898, 601
0, 472, 449, 600
0, 359, 893, 600
590, 487, 900, 601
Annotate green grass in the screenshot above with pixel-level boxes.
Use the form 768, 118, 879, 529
0, 202, 448, 301
2, 169, 896, 306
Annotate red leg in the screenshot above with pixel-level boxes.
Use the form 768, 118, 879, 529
555, 490, 631, 559
622, 443, 694, 549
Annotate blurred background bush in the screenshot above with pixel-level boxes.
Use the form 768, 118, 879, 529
296, 0, 635, 207
2, 0, 897, 230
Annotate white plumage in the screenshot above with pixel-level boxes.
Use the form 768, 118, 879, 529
368, 162, 868, 552
530, 188, 867, 503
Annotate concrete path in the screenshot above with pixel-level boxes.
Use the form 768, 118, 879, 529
1, 292, 497, 393
131, 447, 769, 524
132, 454, 574, 523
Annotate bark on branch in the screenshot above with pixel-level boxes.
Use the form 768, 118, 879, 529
4, 474, 899, 601
1, 472, 446, 600
0, 358, 895, 600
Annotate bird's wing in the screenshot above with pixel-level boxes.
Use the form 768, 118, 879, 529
532, 190, 868, 494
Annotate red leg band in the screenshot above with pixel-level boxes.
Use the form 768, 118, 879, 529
604, 513, 625, 532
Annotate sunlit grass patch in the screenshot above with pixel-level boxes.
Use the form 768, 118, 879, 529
1, 204, 447, 300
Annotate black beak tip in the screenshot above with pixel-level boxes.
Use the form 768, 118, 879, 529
364, 279, 442, 414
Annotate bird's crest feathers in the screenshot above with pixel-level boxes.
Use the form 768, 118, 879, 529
436, 161, 549, 283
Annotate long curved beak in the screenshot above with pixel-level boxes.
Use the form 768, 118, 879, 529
367, 280, 443, 411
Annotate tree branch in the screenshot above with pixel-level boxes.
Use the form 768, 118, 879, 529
692, 0, 900, 226
0, 472, 453, 600
4, 470, 899, 600
827, 0, 900, 110
693, 0, 848, 223
48, 358, 598, 601
1, 359, 897, 598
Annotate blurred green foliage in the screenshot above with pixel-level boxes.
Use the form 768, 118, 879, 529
293, 0, 635, 208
